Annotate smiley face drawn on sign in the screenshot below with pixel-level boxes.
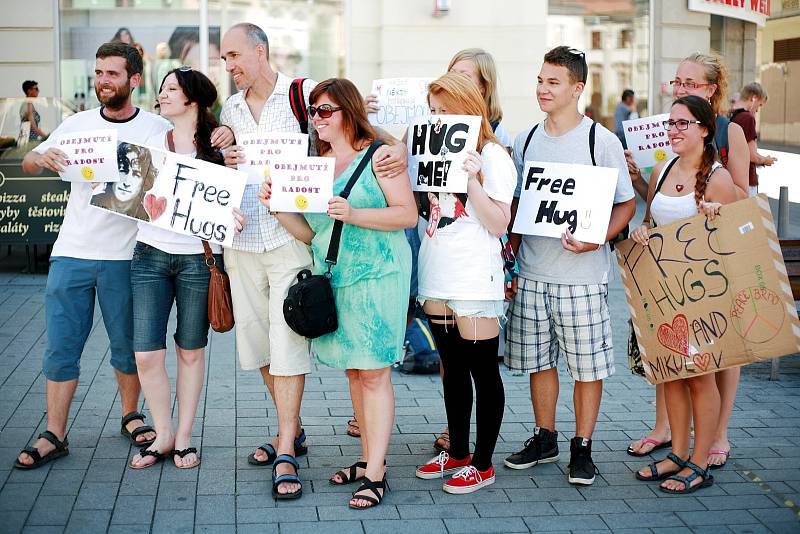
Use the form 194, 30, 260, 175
81, 166, 94, 180
654, 148, 668, 162
295, 195, 309, 210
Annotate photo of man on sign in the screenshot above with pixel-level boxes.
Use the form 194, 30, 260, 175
91, 142, 158, 221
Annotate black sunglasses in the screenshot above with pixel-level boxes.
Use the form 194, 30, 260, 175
308, 104, 342, 119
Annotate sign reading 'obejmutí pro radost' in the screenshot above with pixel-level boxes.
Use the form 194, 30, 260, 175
268, 156, 335, 213
407, 115, 481, 194
623, 114, 675, 170
54, 129, 119, 182
368, 77, 433, 127
512, 161, 618, 244
238, 132, 309, 185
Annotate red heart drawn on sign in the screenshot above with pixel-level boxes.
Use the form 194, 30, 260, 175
693, 353, 711, 372
143, 193, 167, 222
656, 314, 690, 356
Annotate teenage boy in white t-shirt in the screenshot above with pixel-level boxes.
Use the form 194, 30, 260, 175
504, 46, 636, 486
13, 43, 173, 469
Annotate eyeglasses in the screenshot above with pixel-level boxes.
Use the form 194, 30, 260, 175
662, 119, 702, 131
308, 104, 342, 119
669, 80, 711, 90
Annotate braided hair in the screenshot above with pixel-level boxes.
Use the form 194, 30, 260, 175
673, 95, 717, 208
158, 68, 224, 165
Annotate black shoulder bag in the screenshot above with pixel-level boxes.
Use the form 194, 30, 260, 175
283, 140, 385, 338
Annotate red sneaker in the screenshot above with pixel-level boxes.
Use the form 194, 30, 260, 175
443, 465, 496, 494
415, 451, 472, 479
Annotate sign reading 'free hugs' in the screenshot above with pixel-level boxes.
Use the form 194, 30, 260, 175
512, 161, 618, 244
407, 115, 481, 194
90, 142, 247, 247
616, 195, 800, 384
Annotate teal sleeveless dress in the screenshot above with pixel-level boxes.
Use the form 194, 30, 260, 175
304, 149, 412, 370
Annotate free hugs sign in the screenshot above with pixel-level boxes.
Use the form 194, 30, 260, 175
512, 161, 618, 244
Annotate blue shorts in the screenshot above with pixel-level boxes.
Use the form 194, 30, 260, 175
43, 257, 135, 381
131, 242, 218, 352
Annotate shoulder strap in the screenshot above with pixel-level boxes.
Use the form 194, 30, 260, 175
706, 162, 722, 183
325, 140, 385, 266
589, 121, 597, 166
522, 123, 540, 159
289, 78, 309, 135
490, 119, 500, 132
655, 157, 680, 195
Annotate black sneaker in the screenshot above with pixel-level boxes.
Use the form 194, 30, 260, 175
568, 436, 599, 485
504, 427, 559, 470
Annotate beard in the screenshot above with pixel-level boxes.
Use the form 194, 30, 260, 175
95, 81, 133, 110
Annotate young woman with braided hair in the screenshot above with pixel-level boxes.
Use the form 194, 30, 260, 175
629, 95, 737, 494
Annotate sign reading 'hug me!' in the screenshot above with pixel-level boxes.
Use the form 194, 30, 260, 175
616, 195, 800, 384
407, 115, 481, 194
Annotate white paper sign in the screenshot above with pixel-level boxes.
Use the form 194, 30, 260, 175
623, 114, 675, 170
269, 157, 335, 213
407, 115, 481, 194
238, 132, 309, 185
54, 129, 118, 182
90, 142, 247, 247
368, 77, 433, 127
512, 161, 619, 244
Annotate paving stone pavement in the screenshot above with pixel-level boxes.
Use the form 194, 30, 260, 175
1, 266, 799, 534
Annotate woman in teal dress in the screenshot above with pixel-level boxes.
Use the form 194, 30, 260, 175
259, 78, 416, 509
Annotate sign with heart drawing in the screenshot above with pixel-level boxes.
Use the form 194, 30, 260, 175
90, 141, 247, 247
615, 195, 800, 384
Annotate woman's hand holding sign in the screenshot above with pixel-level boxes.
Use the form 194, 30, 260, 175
631, 224, 650, 246
257, 178, 272, 209
224, 145, 246, 169
462, 149, 482, 181
699, 200, 722, 221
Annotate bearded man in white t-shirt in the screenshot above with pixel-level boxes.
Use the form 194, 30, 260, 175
12, 42, 227, 469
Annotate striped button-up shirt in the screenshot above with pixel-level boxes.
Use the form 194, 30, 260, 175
221, 72, 317, 252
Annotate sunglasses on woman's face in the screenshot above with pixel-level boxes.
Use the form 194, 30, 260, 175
308, 104, 342, 119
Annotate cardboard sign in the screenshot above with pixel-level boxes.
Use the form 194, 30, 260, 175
238, 132, 309, 185
54, 129, 119, 182
512, 161, 618, 244
623, 114, 675, 170
268, 156, 335, 213
368, 77, 433, 127
407, 115, 481, 193
616, 195, 800, 384
90, 142, 247, 247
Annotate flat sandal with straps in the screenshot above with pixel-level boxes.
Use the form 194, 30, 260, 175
635, 452, 687, 481
120, 411, 156, 447
14, 431, 69, 470
330, 460, 367, 485
660, 460, 714, 494
349, 476, 389, 509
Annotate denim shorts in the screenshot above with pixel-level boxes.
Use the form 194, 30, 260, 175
130, 242, 220, 352
417, 295, 507, 320
43, 257, 135, 381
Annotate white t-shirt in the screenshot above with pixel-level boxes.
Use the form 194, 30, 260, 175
34, 107, 170, 260
135, 130, 223, 255
418, 142, 516, 301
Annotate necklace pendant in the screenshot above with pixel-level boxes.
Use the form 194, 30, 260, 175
676, 184, 684, 192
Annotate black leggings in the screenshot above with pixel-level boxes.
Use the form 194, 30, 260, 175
428, 320, 505, 471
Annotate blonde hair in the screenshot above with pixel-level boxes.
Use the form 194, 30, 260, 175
682, 52, 728, 116
447, 48, 503, 124
427, 72, 501, 184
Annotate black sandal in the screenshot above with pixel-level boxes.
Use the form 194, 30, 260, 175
13, 431, 69, 470
121, 411, 156, 447
349, 476, 389, 510
660, 460, 714, 494
330, 460, 367, 485
635, 452, 687, 481
247, 428, 308, 466
272, 454, 302, 500
172, 447, 200, 469
129, 447, 167, 469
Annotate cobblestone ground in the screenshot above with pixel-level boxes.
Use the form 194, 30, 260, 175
1, 268, 799, 534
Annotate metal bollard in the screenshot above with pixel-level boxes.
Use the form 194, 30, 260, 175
772, 186, 790, 381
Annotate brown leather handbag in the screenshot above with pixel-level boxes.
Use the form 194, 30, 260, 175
202, 241, 234, 333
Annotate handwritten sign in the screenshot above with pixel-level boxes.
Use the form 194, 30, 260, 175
269, 156, 334, 213
54, 129, 118, 182
407, 115, 481, 194
90, 142, 247, 247
238, 132, 309, 185
512, 161, 618, 244
616, 195, 800, 384
623, 114, 675, 170
368, 77, 433, 127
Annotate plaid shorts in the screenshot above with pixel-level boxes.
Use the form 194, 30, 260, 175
504, 277, 615, 381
